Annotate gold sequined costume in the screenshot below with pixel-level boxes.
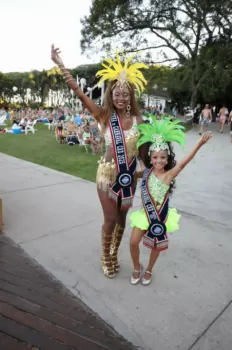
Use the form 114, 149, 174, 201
96, 117, 140, 192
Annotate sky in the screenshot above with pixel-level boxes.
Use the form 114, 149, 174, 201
1, 0, 96, 73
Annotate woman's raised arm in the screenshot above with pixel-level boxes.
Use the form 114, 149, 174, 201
51, 45, 102, 120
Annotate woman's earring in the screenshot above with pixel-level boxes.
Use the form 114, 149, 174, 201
126, 104, 131, 117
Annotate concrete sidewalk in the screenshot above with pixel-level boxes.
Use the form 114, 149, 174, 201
0, 122, 232, 350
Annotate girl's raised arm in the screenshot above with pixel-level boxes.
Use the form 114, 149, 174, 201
167, 131, 212, 181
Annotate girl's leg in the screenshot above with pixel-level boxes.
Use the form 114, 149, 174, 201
143, 249, 160, 281
97, 188, 117, 278
130, 227, 145, 279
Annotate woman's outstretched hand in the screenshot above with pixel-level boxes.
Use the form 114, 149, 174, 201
51, 44, 64, 66
199, 131, 212, 146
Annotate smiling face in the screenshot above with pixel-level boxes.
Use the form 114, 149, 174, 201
150, 150, 168, 171
83, 125, 89, 132
112, 86, 130, 110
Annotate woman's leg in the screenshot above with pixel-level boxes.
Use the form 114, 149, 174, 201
110, 182, 137, 272
130, 227, 145, 279
97, 188, 117, 278
110, 208, 128, 272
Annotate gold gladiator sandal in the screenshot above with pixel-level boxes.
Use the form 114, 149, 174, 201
101, 230, 115, 279
110, 224, 124, 273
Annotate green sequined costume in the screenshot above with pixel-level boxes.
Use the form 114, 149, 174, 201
130, 172, 180, 232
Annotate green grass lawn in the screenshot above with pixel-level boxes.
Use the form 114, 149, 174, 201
0, 122, 100, 182
0, 120, 191, 182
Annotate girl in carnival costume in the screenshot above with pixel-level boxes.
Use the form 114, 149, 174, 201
51, 45, 148, 279
130, 116, 212, 285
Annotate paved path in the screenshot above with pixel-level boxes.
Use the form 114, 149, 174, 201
0, 235, 136, 350
0, 122, 232, 350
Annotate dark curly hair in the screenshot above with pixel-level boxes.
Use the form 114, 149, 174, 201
138, 142, 177, 195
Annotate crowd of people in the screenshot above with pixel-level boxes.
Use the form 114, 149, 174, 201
0, 106, 104, 153
192, 104, 232, 142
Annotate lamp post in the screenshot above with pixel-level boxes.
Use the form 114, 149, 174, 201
12, 86, 18, 104
80, 78, 86, 91
70, 89, 74, 110
87, 87, 92, 99
100, 82, 105, 106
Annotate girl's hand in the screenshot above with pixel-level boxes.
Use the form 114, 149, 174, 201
198, 131, 212, 146
51, 44, 64, 66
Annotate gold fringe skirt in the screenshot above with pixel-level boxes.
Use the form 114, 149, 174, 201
96, 156, 145, 192
96, 157, 117, 192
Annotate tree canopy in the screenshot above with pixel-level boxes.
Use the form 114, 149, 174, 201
81, 0, 232, 106
0, 64, 101, 108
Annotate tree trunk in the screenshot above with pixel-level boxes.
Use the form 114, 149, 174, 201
190, 89, 197, 108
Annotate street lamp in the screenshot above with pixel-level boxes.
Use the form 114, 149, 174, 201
87, 87, 92, 99
11, 86, 18, 104
100, 82, 105, 106
70, 89, 74, 110
80, 78, 86, 91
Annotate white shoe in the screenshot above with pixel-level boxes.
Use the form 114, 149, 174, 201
142, 271, 152, 286
130, 265, 143, 285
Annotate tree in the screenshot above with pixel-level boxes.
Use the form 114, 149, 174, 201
195, 38, 232, 105
81, 0, 232, 106
71, 63, 102, 87
0, 64, 102, 107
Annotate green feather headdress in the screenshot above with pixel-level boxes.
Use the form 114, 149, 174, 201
137, 115, 186, 154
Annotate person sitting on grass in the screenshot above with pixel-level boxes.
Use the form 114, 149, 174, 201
19, 118, 28, 130
56, 121, 65, 144
82, 125, 101, 154
67, 131, 79, 146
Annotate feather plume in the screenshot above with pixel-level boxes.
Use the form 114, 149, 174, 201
96, 49, 149, 94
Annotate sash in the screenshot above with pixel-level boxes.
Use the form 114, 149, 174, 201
141, 168, 169, 251
108, 113, 137, 210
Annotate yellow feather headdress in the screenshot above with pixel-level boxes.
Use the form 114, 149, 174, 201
96, 49, 149, 95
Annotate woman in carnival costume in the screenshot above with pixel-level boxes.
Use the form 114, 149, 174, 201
130, 116, 212, 286
51, 45, 148, 278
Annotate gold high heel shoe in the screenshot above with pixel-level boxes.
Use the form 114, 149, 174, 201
101, 230, 115, 279
110, 224, 124, 272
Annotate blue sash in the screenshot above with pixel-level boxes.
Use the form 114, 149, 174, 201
141, 168, 169, 251
109, 113, 137, 210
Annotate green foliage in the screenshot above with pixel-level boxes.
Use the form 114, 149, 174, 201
81, 0, 232, 106
0, 63, 101, 107
71, 63, 102, 86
